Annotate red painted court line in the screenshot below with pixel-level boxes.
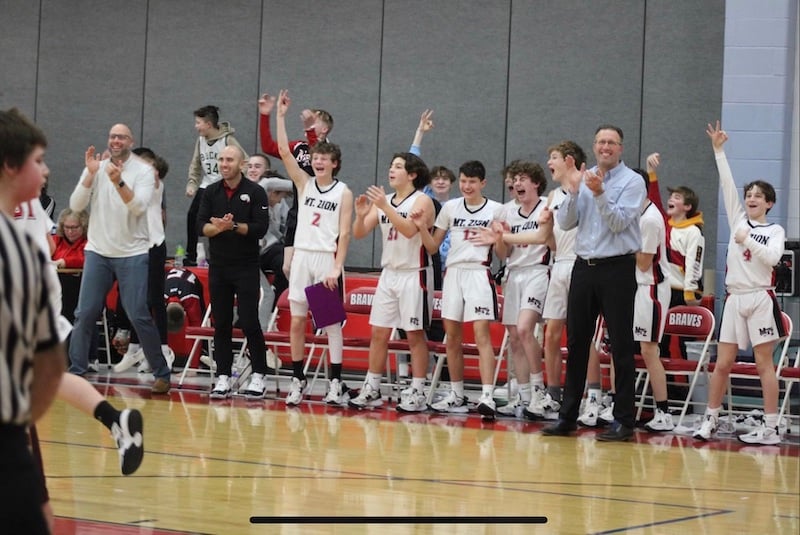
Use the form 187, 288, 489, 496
94, 380, 800, 457
53, 516, 203, 534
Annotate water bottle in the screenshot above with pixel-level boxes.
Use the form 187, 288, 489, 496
175, 244, 185, 267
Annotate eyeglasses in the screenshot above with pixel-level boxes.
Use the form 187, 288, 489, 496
109, 133, 131, 140
63, 225, 82, 231
594, 140, 621, 147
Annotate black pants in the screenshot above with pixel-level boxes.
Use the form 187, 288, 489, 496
0, 426, 49, 534
186, 189, 205, 263
209, 262, 267, 376
259, 243, 288, 311
560, 255, 638, 428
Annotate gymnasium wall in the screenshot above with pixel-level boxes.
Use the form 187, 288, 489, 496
1, 0, 727, 269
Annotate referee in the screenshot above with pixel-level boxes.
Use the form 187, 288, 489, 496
1, 108, 66, 533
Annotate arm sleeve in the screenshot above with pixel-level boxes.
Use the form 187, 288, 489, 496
187, 139, 202, 190
69, 169, 93, 211
259, 113, 280, 157
683, 227, 705, 296
594, 175, 645, 233
556, 191, 579, 231
743, 226, 785, 267
648, 171, 667, 219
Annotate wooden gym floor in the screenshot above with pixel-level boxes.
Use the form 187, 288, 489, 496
37, 374, 799, 535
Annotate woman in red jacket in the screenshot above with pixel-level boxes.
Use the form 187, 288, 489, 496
52, 208, 88, 269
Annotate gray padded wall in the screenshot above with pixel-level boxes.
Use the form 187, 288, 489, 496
640, 0, 725, 263
0, 0, 725, 271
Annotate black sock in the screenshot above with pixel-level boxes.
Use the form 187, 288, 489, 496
93, 400, 121, 431
292, 360, 305, 380
330, 363, 342, 381
656, 400, 669, 413
548, 386, 562, 402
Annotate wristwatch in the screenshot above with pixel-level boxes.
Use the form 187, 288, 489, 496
117, 180, 126, 189
232, 222, 239, 232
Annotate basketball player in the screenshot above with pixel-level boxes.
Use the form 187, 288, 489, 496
471, 161, 552, 419
275, 89, 354, 407
410, 160, 505, 416
348, 153, 435, 412
694, 121, 786, 445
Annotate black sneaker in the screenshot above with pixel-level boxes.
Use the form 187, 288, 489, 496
111, 409, 144, 475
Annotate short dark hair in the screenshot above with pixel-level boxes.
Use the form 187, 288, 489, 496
667, 185, 700, 218
515, 161, 548, 196
392, 152, 430, 190
430, 165, 456, 183
153, 155, 169, 179
547, 140, 587, 169
633, 168, 649, 190
744, 180, 777, 213
251, 153, 272, 169
0, 108, 47, 170
310, 141, 342, 176
194, 105, 220, 128
594, 124, 624, 142
459, 160, 486, 181
132, 146, 156, 160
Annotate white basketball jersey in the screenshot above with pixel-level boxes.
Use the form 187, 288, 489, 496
636, 202, 669, 286
549, 188, 577, 261
505, 199, 551, 270
198, 135, 228, 188
435, 197, 505, 268
378, 190, 431, 270
295, 177, 346, 253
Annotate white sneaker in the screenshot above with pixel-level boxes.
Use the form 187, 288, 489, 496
430, 390, 469, 413
477, 393, 497, 419
163, 347, 175, 370
692, 413, 718, 441
114, 348, 144, 373
323, 378, 350, 405
285, 377, 307, 406
578, 394, 601, 427
496, 394, 525, 418
111, 408, 144, 476
137, 357, 151, 373
523, 391, 560, 421
599, 402, 615, 425
644, 409, 675, 432
242, 373, 267, 399
397, 387, 427, 413
348, 383, 383, 409
737, 423, 781, 445
199, 355, 217, 372
88, 359, 100, 373
210, 375, 232, 399
266, 349, 281, 371
493, 377, 519, 402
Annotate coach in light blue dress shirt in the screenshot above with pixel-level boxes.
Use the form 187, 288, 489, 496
545, 124, 645, 441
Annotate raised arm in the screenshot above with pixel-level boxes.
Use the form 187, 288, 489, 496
258, 92, 280, 157
646, 152, 667, 218
409, 109, 434, 156
276, 90, 309, 195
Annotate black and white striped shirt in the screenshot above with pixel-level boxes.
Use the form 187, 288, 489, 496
0, 213, 60, 426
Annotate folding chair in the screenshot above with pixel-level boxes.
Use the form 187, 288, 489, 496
777, 347, 800, 427
649, 305, 716, 428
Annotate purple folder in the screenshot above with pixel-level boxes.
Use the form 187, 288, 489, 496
304, 282, 346, 329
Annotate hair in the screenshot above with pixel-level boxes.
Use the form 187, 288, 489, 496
166, 302, 186, 333
502, 159, 523, 180
310, 141, 342, 176
594, 124, 624, 142
0, 108, 47, 171
392, 152, 430, 190
744, 180, 776, 213
667, 185, 700, 218
430, 165, 456, 183
56, 208, 89, 238
133, 147, 169, 179
546, 140, 587, 169
459, 160, 486, 181
193, 105, 220, 128
250, 152, 272, 169
313, 109, 334, 135
515, 161, 548, 196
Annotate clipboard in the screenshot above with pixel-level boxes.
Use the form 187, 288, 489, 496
304, 282, 346, 329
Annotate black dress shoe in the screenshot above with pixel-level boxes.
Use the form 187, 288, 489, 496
542, 419, 577, 436
182, 259, 197, 267
596, 422, 635, 442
